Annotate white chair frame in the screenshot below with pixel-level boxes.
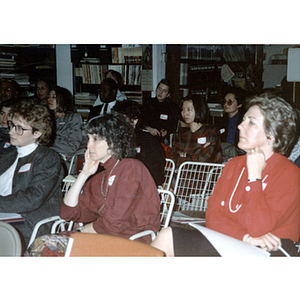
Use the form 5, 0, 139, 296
129, 188, 175, 242
173, 161, 224, 212
159, 158, 175, 191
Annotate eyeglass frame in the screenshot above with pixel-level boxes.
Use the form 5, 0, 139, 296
221, 98, 237, 106
8, 121, 37, 136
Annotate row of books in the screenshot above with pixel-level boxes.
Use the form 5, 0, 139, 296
181, 45, 222, 61
111, 47, 142, 64
0, 73, 30, 87
75, 64, 107, 85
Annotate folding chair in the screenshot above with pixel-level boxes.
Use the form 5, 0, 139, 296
159, 158, 175, 191
173, 161, 224, 211
129, 188, 175, 242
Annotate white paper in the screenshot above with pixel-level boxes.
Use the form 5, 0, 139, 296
189, 223, 270, 257
0, 212, 23, 220
287, 48, 300, 82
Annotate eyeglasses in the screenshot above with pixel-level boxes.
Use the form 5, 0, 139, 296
221, 99, 236, 106
8, 121, 36, 136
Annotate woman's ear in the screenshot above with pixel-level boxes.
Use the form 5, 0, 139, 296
33, 131, 42, 140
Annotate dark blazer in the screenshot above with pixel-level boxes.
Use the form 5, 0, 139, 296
0, 145, 64, 243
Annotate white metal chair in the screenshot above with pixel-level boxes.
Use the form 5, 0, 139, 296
159, 158, 175, 191
173, 161, 224, 211
61, 174, 77, 195
129, 188, 175, 242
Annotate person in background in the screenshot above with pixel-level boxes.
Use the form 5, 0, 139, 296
170, 94, 223, 168
141, 79, 178, 145
48, 86, 84, 173
0, 100, 15, 154
151, 95, 300, 256
113, 100, 166, 186
93, 69, 127, 107
88, 78, 118, 120
0, 99, 64, 252
35, 78, 52, 104
0, 79, 19, 103
220, 87, 247, 153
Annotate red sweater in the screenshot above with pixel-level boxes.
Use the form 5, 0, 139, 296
206, 153, 300, 242
60, 157, 161, 244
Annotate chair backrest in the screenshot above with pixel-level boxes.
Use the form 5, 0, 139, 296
66, 232, 165, 257
173, 161, 224, 211
157, 188, 175, 229
0, 221, 22, 256
161, 158, 175, 191
61, 174, 77, 195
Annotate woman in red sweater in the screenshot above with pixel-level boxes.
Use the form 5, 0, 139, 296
151, 94, 300, 256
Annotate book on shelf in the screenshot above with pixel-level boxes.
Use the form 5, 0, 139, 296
111, 47, 142, 64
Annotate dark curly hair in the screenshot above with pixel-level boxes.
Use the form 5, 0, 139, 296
86, 112, 136, 160
10, 98, 53, 146
246, 95, 298, 156
113, 100, 141, 121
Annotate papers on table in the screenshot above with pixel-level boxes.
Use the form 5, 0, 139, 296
171, 211, 206, 224
0, 212, 24, 223
189, 223, 270, 257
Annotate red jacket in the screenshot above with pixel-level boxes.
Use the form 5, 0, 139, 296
60, 157, 161, 244
206, 153, 300, 242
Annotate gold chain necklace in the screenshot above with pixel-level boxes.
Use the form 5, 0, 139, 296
98, 159, 120, 213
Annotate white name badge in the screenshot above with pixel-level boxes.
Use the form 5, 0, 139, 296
220, 128, 225, 134
108, 175, 116, 186
3, 142, 11, 149
18, 163, 32, 173
198, 137, 207, 144
135, 146, 141, 154
160, 114, 168, 120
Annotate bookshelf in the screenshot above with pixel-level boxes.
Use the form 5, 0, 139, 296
71, 44, 144, 111
166, 44, 264, 103
0, 44, 56, 97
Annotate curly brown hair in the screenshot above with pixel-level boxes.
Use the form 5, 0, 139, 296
10, 99, 53, 146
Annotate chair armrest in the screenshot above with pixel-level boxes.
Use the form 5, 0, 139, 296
129, 230, 156, 242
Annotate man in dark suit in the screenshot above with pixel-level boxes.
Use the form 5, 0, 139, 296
88, 78, 118, 120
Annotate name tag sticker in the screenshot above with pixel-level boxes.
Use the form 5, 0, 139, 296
135, 146, 141, 153
3, 142, 11, 149
160, 114, 168, 120
108, 175, 116, 186
198, 137, 207, 144
220, 128, 225, 134
18, 163, 32, 173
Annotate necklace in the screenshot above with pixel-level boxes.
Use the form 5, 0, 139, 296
98, 159, 120, 213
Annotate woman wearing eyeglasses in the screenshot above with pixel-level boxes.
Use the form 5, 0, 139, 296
220, 87, 247, 152
0, 99, 64, 252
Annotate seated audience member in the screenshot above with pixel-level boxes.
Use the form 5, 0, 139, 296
47, 86, 84, 171
0, 100, 13, 143
220, 87, 247, 153
113, 100, 166, 186
26, 113, 161, 255
88, 78, 118, 120
0, 79, 19, 103
35, 78, 52, 104
60, 113, 161, 243
0, 99, 64, 251
93, 69, 127, 106
0, 100, 15, 154
151, 95, 300, 257
170, 94, 223, 167
141, 79, 178, 144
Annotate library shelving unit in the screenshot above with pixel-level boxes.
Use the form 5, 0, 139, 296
166, 44, 263, 103
166, 44, 264, 125
0, 44, 56, 97
71, 44, 143, 117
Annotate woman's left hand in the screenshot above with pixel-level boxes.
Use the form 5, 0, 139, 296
246, 146, 266, 179
244, 232, 281, 252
